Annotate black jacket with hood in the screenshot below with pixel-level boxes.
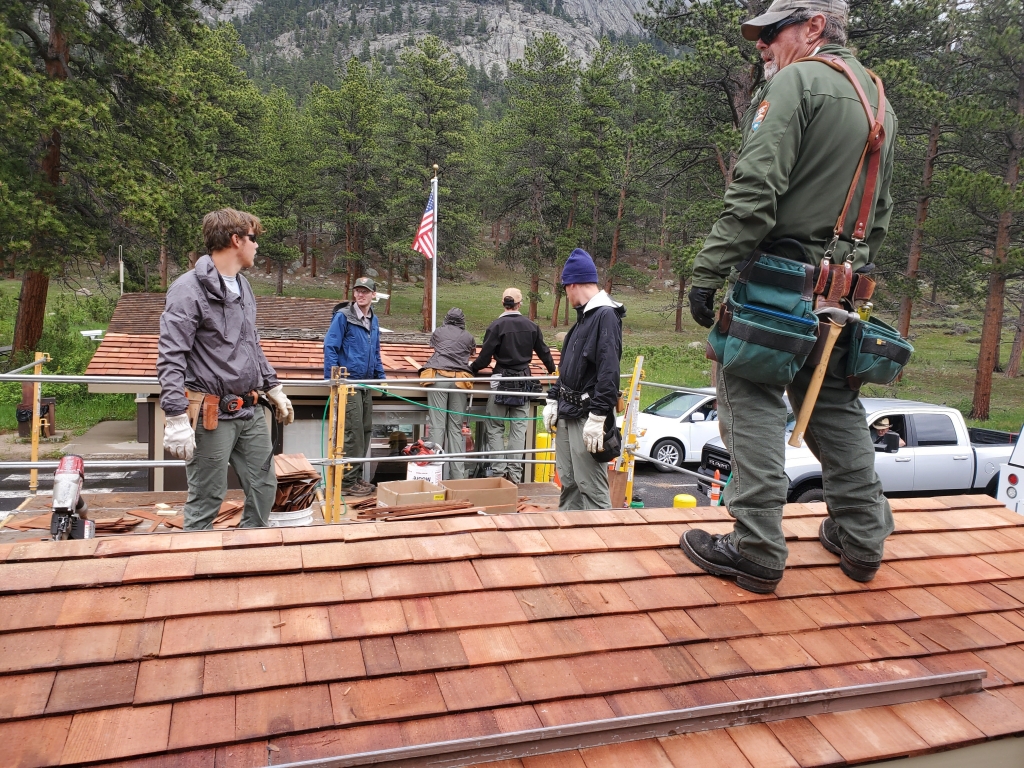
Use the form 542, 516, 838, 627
470, 311, 556, 375
157, 255, 279, 419
548, 291, 625, 421
424, 308, 476, 372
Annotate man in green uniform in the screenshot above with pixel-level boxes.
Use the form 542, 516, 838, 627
680, 0, 898, 593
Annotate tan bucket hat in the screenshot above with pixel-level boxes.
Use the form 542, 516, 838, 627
741, 0, 848, 41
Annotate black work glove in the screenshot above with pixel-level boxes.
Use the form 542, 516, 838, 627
688, 285, 718, 329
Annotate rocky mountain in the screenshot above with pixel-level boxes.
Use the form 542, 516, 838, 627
215, 0, 651, 89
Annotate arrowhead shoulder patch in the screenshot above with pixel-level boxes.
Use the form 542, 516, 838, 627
751, 100, 770, 131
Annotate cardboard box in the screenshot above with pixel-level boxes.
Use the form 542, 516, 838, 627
376, 479, 447, 508
443, 478, 518, 515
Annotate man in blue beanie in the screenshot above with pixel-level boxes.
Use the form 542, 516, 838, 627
544, 249, 626, 510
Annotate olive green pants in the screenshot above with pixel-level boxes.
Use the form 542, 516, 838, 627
717, 331, 893, 570
484, 396, 529, 484
555, 417, 612, 511
184, 407, 276, 530
343, 387, 374, 487
426, 379, 468, 480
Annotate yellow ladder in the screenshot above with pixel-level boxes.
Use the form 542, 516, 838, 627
614, 355, 644, 507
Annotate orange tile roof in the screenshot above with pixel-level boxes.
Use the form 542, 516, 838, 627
1, 495, 1024, 765
85, 334, 559, 380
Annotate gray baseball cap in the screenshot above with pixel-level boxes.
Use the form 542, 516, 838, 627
741, 0, 848, 41
353, 276, 376, 292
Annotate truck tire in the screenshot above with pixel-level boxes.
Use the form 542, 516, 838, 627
985, 475, 999, 500
791, 482, 824, 503
651, 439, 684, 472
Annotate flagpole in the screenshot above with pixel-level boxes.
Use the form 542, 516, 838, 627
431, 164, 439, 333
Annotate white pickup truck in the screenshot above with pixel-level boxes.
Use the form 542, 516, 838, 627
697, 398, 1017, 502
997, 429, 1024, 513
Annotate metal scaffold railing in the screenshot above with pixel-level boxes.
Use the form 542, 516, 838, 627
0, 360, 727, 496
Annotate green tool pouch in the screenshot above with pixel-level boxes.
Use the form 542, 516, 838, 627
707, 247, 819, 387
846, 316, 913, 388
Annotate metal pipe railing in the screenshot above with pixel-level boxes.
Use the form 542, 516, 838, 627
0, 450, 556, 471
0, 373, 557, 386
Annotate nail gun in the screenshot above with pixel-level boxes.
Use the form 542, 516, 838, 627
50, 455, 94, 541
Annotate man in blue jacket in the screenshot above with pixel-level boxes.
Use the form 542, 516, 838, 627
323, 276, 386, 496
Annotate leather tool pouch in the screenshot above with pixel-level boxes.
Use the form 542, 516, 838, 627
707, 249, 819, 387
202, 394, 220, 431
846, 316, 914, 388
185, 391, 204, 430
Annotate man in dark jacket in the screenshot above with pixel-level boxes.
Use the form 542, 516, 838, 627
471, 288, 557, 483
422, 308, 476, 479
158, 208, 295, 530
323, 276, 386, 496
544, 249, 625, 510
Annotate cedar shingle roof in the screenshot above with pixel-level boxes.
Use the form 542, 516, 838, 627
107, 293, 341, 336
2, 496, 1024, 765
85, 333, 559, 380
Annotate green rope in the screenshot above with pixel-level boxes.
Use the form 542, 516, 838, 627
358, 383, 542, 423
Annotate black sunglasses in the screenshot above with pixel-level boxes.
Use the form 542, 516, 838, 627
239, 233, 257, 243
759, 15, 805, 44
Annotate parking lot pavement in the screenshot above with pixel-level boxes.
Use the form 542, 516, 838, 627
630, 462, 710, 509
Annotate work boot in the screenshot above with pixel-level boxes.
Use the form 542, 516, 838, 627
818, 518, 879, 582
680, 529, 783, 594
343, 480, 376, 497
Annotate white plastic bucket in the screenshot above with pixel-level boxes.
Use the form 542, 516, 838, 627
406, 461, 443, 484
268, 505, 314, 527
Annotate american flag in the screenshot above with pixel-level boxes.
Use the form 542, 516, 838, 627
412, 190, 436, 260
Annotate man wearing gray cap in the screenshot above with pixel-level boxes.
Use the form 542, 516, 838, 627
324, 276, 386, 496
681, 0, 898, 593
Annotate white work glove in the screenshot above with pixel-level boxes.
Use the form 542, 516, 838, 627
164, 413, 195, 461
583, 412, 606, 453
266, 384, 295, 425
542, 400, 558, 431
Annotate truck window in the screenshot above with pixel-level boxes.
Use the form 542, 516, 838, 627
914, 413, 958, 447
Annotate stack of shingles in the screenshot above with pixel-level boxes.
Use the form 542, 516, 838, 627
3, 514, 143, 535
274, 454, 321, 512
140, 501, 244, 530
8, 495, 1024, 766
351, 497, 481, 521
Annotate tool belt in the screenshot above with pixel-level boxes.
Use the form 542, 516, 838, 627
493, 368, 539, 406
419, 368, 474, 390
185, 389, 258, 431
707, 243, 819, 387
797, 54, 912, 386
557, 385, 591, 409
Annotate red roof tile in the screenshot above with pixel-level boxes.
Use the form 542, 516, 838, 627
6, 496, 1024, 766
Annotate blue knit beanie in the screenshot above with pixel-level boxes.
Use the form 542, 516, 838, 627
560, 248, 599, 286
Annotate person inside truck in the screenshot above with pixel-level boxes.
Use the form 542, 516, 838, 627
696, 399, 718, 422
871, 417, 906, 448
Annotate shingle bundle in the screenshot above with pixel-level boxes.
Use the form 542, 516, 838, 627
274, 453, 321, 512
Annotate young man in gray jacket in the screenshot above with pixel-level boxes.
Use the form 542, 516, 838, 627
421, 308, 476, 479
158, 209, 294, 530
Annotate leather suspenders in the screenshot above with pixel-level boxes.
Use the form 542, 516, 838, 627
796, 54, 887, 309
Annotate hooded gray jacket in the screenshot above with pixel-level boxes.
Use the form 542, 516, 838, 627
424, 308, 476, 373
157, 255, 279, 419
